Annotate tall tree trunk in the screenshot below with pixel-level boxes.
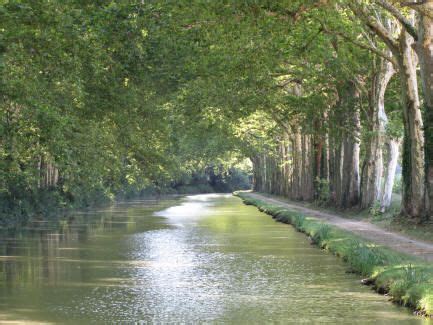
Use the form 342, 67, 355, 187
291, 130, 303, 200
302, 134, 314, 201
360, 58, 395, 209
280, 132, 290, 197
323, 132, 330, 182
348, 2, 427, 218
340, 83, 361, 208
313, 116, 325, 199
381, 138, 401, 212
332, 140, 343, 206
415, 6, 433, 218
398, 30, 426, 219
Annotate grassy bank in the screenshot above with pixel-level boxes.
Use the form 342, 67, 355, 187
256, 192, 433, 244
0, 184, 223, 229
235, 192, 433, 317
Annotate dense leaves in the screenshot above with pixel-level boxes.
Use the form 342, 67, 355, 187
1, 0, 432, 221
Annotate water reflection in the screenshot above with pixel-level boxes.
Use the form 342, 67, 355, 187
0, 194, 430, 323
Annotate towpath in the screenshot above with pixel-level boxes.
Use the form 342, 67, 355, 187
245, 192, 433, 262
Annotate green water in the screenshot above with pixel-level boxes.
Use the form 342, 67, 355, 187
0, 194, 430, 324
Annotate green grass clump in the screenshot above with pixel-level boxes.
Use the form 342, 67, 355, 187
311, 224, 331, 246
234, 191, 433, 317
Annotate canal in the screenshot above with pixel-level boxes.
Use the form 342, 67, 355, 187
0, 194, 428, 323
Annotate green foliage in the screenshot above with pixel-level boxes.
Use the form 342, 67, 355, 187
393, 175, 403, 194
369, 200, 382, 217
315, 177, 330, 205
0, 1, 260, 223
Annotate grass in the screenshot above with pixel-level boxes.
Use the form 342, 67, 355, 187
256, 192, 433, 244
235, 191, 433, 317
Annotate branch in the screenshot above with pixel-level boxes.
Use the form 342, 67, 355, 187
347, 1, 400, 53
402, 1, 427, 6
375, 0, 418, 40
401, 1, 433, 19
263, 0, 331, 22
269, 110, 290, 133
297, 27, 325, 53
319, 21, 397, 65
276, 78, 302, 89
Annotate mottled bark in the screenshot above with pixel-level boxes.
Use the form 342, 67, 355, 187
381, 138, 401, 212
360, 58, 395, 209
415, 5, 433, 218
398, 30, 426, 218
348, 4, 427, 218
301, 134, 314, 201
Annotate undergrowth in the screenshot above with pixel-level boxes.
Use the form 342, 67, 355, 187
235, 192, 433, 317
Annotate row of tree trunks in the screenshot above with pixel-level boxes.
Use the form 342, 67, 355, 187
347, 4, 431, 220
38, 155, 59, 189
329, 82, 361, 209
251, 111, 401, 213
250, 66, 401, 214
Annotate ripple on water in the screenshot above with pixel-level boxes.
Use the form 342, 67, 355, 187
0, 194, 428, 324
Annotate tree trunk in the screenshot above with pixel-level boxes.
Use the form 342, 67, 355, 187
340, 83, 361, 208
323, 132, 330, 182
381, 138, 401, 212
415, 6, 433, 218
397, 30, 426, 219
301, 134, 314, 201
360, 58, 395, 209
333, 140, 343, 206
291, 130, 302, 200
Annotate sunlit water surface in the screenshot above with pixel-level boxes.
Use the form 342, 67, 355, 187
0, 194, 430, 324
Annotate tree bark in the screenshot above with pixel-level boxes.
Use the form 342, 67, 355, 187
381, 138, 401, 212
340, 83, 361, 208
397, 30, 426, 218
415, 5, 433, 218
302, 134, 314, 201
360, 57, 395, 209
347, 3, 427, 218
291, 130, 303, 200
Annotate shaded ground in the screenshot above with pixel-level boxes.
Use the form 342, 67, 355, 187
246, 192, 433, 262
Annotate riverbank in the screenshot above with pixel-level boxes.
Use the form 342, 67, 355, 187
235, 191, 433, 317
258, 191, 433, 245
0, 184, 228, 229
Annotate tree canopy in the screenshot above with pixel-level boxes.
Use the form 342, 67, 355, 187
1, 0, 433, 222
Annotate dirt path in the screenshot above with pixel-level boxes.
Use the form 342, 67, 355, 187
246, 193, 433, 262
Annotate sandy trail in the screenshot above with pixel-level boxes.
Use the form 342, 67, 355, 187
246, 192, 433, 262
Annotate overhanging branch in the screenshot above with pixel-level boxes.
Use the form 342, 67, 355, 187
375, 0, 418, 40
